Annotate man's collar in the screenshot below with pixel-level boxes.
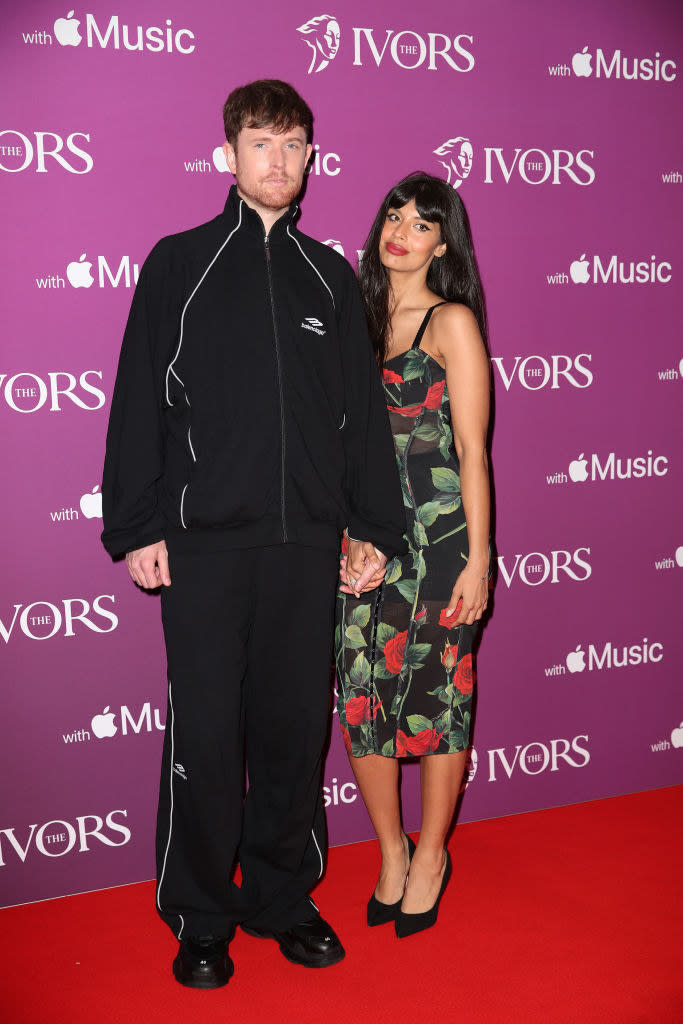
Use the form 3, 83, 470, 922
223, 184, 299, 237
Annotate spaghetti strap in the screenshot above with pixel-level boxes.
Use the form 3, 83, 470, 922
410, 302, 448, 350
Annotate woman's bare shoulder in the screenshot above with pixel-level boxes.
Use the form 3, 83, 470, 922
431, 303, 482, 357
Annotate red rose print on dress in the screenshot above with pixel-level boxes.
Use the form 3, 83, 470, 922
345, 695, 368, 725
454, 653, 474, 695
386, 403, 422, 418
341, 724, 352, 753
441, 640, 458, 670
438, 601, 462, 627
344, 695, 382, 725
384, 630, 408, 674
383, 368, 404, 384
396, 727, 443, 756
424, 380, 445, 409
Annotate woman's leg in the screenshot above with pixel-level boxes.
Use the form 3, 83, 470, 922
349, 754, 409, 903
401, 750, 467, 913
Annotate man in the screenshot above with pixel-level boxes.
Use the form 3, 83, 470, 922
101, 80, 406, 989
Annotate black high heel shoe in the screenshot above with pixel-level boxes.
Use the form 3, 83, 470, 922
395, 849, 452, 938
366, 834, 416, 926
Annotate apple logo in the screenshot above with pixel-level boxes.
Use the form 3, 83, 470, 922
54, 10, 82, 47
675, 546, 683, 568
91, 707, 117, 739
324, 239, 345, 256
572, 46, 592, 77
80, 485, 103, 519
570, 254, 591, 284
212, 146, 229, 173
671, 723, 683, 748
678, 358, 683, 378
66, 253, 94, 289
568, 453, 589, 482
566, 645, 586, 673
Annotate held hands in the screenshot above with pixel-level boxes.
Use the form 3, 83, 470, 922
339, 539, 387, 596
126, 541, 171, 589
444, 564, 489, 626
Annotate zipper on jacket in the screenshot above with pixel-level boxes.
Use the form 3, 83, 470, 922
265, 234, 288, 542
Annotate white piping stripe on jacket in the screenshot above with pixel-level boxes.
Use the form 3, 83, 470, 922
287, 224, 335, 309
165, 201, 245, 405
311, 827, 324, 879
179, 483, 189, 528
156, 681, 185, 939
185, 393, 196, 463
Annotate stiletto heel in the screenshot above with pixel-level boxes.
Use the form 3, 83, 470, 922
395, 849, 451, 938
366, 835, 416, 926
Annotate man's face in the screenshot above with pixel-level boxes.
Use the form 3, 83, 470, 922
223, 125, 312, 214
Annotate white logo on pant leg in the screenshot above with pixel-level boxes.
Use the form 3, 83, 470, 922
173, 763, 187, 780
434, 136, 472, 189
297, 15, 340, 73
301, 317, 326, 335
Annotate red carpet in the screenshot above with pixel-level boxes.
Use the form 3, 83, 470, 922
2, 786, 682, 1024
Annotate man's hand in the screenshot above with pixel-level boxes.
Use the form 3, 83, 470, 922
343, 540, 387, 596
126, 541, 171, 589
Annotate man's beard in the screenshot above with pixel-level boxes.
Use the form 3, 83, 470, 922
241, 175, 301, 211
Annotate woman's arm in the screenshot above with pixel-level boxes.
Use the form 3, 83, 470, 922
433, 304, 490, 626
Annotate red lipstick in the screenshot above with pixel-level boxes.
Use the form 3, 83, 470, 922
386, 242, 408, 256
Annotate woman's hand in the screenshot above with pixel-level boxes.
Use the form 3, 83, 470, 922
339, 546, 386, 596
443, 565, 489, 626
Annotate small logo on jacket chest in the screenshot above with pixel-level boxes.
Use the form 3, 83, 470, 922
302, 316, 326, 336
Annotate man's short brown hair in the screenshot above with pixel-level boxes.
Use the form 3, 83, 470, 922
223, 79, 314, 146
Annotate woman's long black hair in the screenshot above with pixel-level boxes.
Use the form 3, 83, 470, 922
358, 172, 487, 366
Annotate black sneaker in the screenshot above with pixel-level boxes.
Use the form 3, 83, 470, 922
172, 936, 234, 988
242, 916, 344, 968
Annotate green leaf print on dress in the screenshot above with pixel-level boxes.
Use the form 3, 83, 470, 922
335, 306, 480, 759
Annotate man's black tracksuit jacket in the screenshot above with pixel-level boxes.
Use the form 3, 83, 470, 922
100, 184, 406, 939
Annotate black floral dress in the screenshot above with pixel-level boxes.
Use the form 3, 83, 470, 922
335, 304, 478, 758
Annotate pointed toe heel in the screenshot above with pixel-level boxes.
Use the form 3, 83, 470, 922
367, 892, 402, 927
366, 835, 416, 927
395, 849, 451, 939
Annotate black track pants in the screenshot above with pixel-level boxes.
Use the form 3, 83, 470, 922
155, 543, 338, 939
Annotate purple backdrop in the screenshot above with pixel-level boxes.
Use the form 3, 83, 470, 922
2, 0, 682, 909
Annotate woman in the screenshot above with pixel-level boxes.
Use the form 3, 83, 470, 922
335, 173, 490, 938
